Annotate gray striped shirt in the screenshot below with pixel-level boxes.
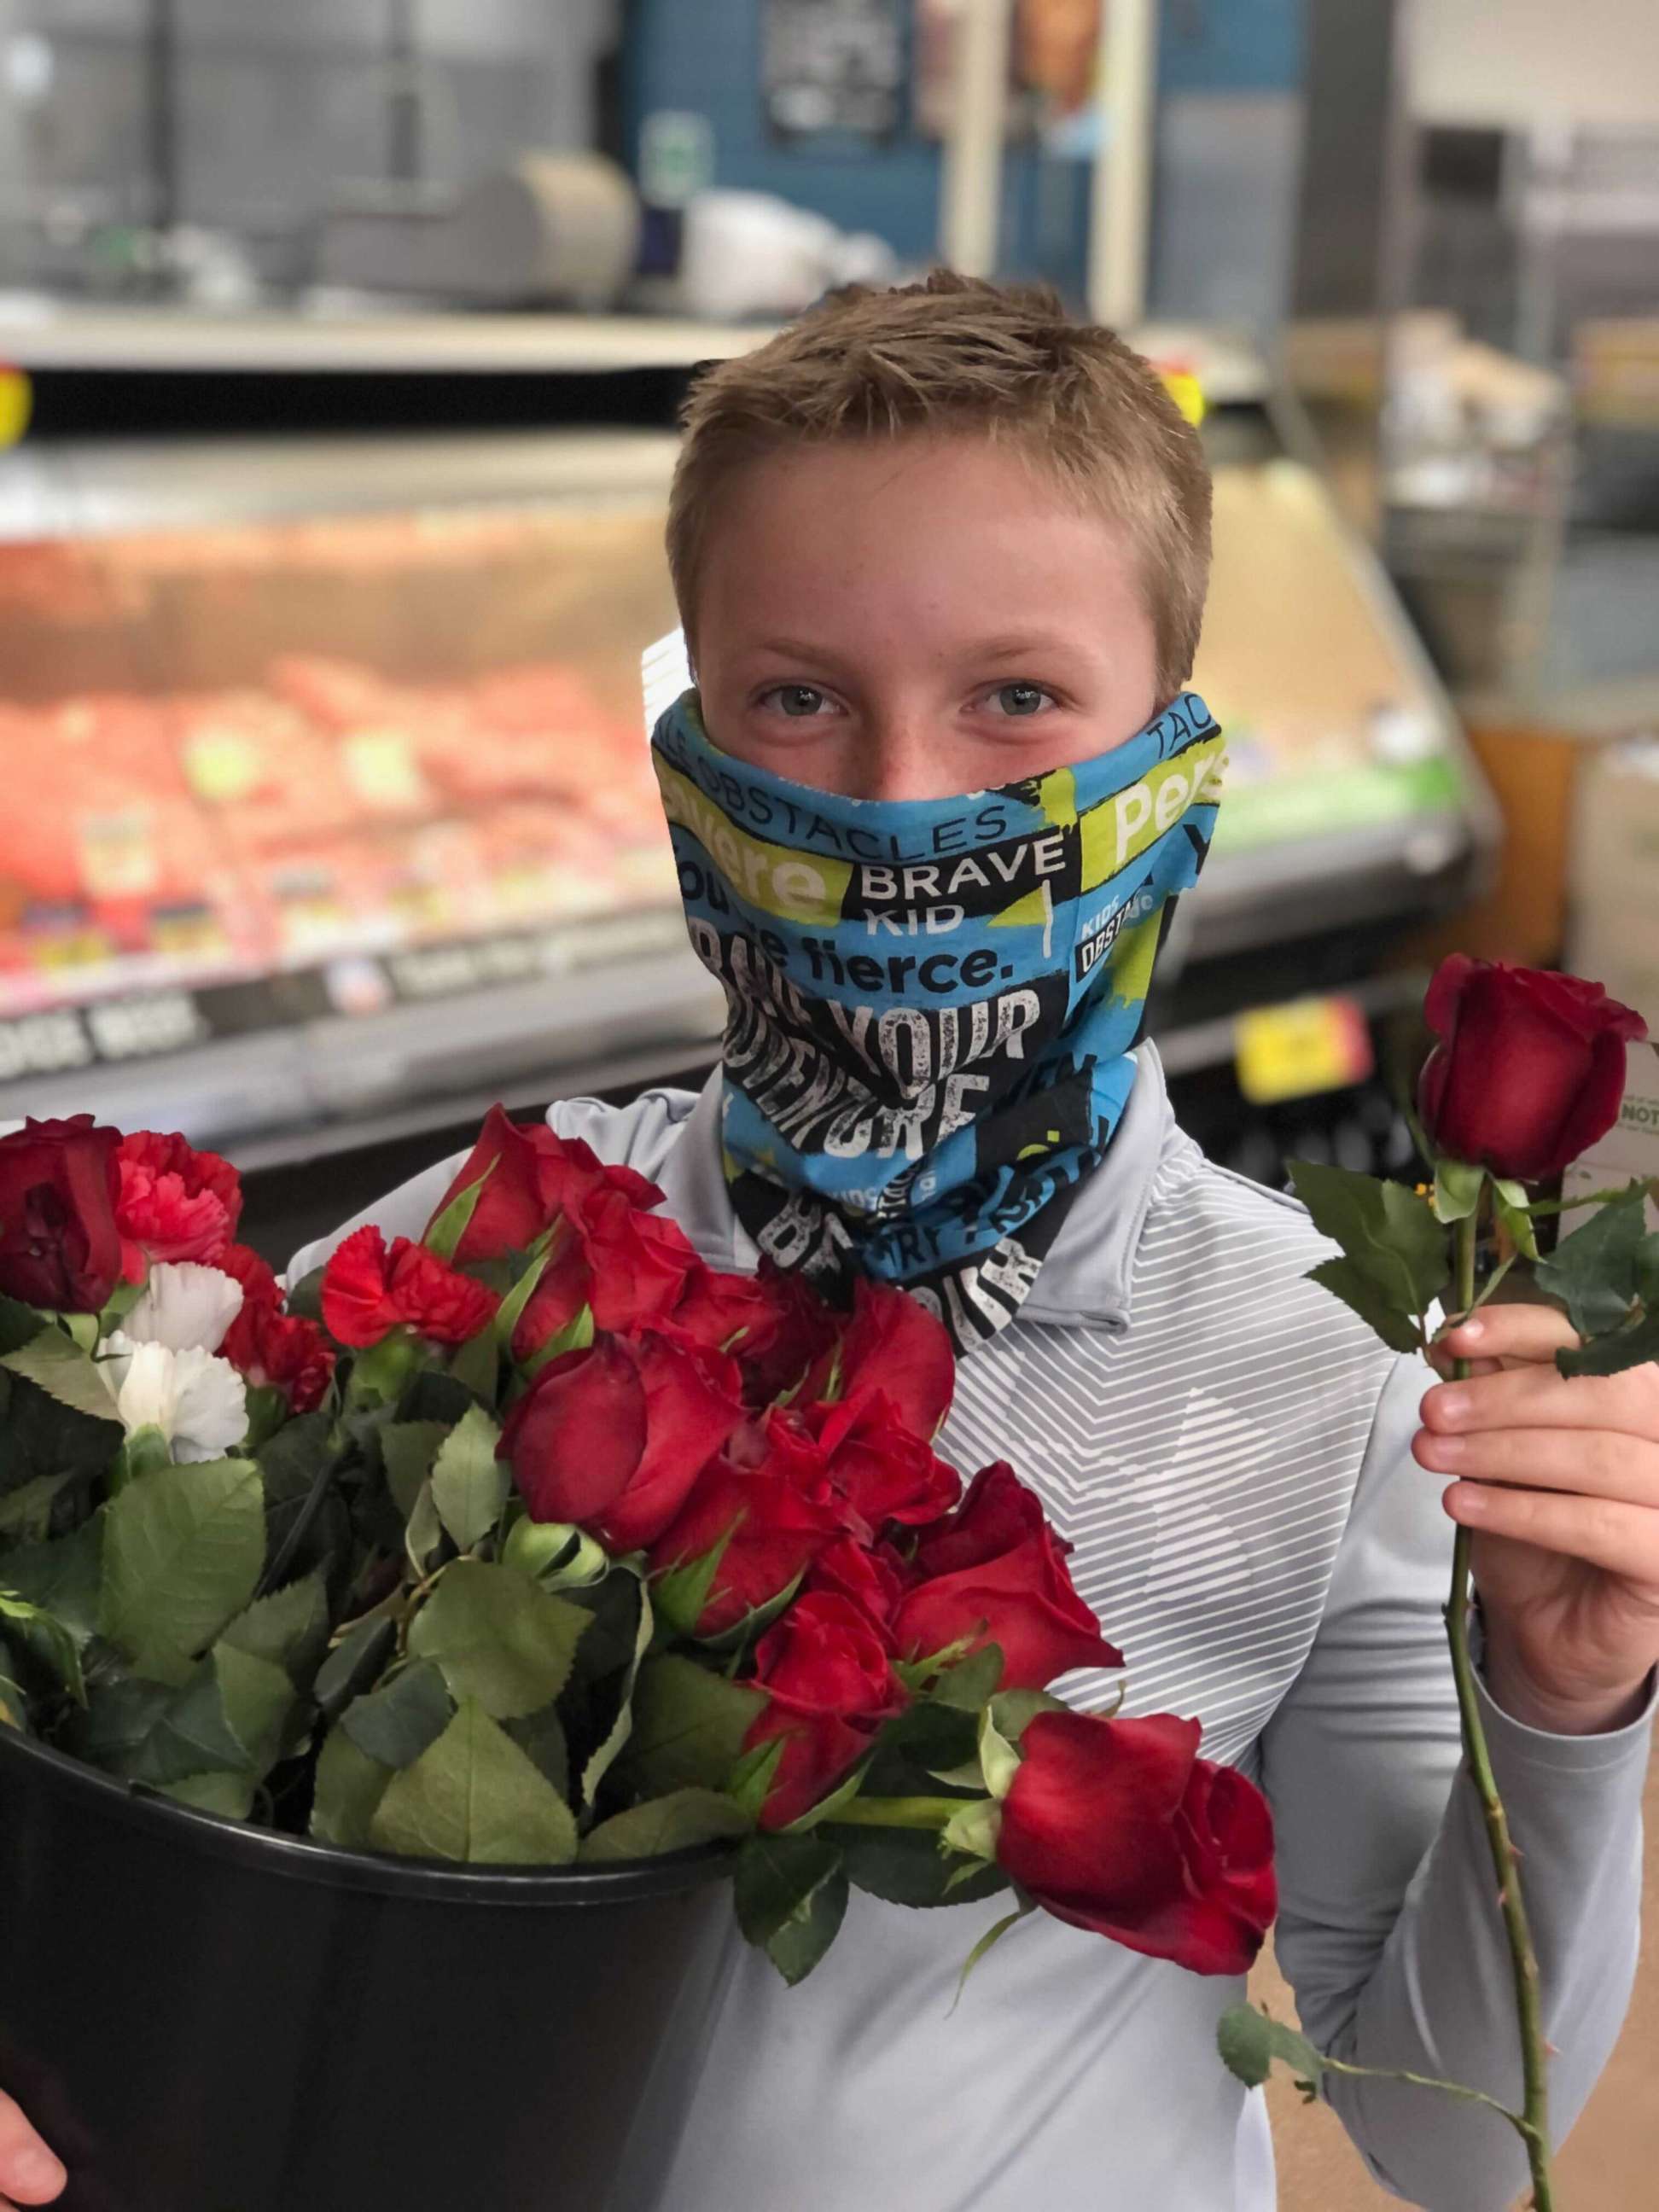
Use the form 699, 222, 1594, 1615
294, 1046, 1651, 2212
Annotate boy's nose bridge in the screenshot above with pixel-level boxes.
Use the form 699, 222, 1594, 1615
859, 703, 948, 801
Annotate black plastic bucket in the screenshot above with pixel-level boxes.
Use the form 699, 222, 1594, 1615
0, 1729, 736, 2212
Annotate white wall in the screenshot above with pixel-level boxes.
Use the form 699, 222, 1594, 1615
1410, 0, 1659, 130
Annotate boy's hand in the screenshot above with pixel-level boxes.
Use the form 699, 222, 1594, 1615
0, 2093, 65, 2205
1416, 1304, 1659, 1735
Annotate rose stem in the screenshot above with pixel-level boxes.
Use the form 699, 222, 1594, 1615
1445, 1207, 1556, 2210
828, 1796, 969, 1831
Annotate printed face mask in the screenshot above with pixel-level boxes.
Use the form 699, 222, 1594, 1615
652, 688, 1225, 1353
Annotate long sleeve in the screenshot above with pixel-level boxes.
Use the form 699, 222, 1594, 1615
1261, 1354, 1653, 2211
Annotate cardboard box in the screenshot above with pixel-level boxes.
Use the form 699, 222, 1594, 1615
1570, 738, 1659, 922
1566, 906, 1659, 1033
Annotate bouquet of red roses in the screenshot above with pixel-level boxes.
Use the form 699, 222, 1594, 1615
0, 1103, 1276, 1990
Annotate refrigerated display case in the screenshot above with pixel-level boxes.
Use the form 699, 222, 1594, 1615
0, 310, 1494, 1199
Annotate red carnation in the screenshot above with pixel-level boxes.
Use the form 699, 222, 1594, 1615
218, 1241, 282, 1316
997, 1711, 1277, 1976
321, 1225, 499, 1348
115, 1129, 242, 1281
223, 1300, 335, 1414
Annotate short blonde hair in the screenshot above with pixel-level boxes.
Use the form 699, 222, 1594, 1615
667, 271, 1212, 701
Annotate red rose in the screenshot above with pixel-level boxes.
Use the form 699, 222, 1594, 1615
997, 1711, 1277, 1976
810, 1389, 962, 1528
511, 1187, 700, 1357
115, 1129, 242, 1281
321, 1225, 499, 1348
426, 1104, 662, 1265
672, 1264, 787, 1362
1417, 956, 1648, 1185
735, 1263, 840, 1408
0, 1115, 123, 1312
742, 1592, 905, 1830
805, 1534, 910, 1635
893, 1462, 1122, 1691
819, 1278, 955, 1439
223, 1300, 335, 1414
499, 1329, 742, 1552
649, 1409, 849, 1635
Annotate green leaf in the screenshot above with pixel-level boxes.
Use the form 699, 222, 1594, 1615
0, 1516, 103, 1645
369, 1697, 579, 1865
1289, 1161, 1449, 1325
341, 1658, 454, 1769
929, 1644, 1006, 1712
448, 1329, 498, 1405
0, 1295, 48, 1357
220, 1569, 330, 1683
941, 1796, 1002, 1861
779, 1755, 871, 1835
0, 1590, 86, 1703
579, 1575, 653, 1807
208, 1643, 295, 1773
407, 1559, 588, 1720
1306, 1258, 1426, 1354
734, 1831, 847, 1972
0, 1471, 75, 1544
1491, 1178, 1540, 1263
1, 1330, 122, 1426
579, 1786, 749, 1862
649, 1520, 738, 1640
381, 1421, 450, 1522
422, 1161, 497, 1263
521, 1303, 593, 1380
504, 1701, 569, 1798
1535, 1186, 1650, 1341
977, 1705, 1021, 1802
310, 1725, 393, 1848
693, 1570, 806, 1658
1216, 2005, 1327, 2094
313, 1612, 398, 1722
988, 1687, 1069, 1742
1557, 1307, 1659, 1379
83, 1645, 292, 1788
100, 1458, 265, 1680
429, 1405, 508, 1553
951, 1898, 1036, 2010
493, 1247, 552, 1352
156, 1769, 256, 1820
833, 1824, 1009, 1909
618, 1652, 766, 1796
283, 1265, 327, 1323
1432, 1158, 1486, 1223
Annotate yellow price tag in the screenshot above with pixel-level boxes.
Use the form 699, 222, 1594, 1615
1235, 995, 1373, 1107
0, 367, 32, 448
1159, 367, 1205, 428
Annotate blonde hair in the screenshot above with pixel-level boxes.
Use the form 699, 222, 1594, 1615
667, 271, 1212, 700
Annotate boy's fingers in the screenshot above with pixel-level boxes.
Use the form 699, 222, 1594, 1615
1443, 1480, 1659, 1584
1422, 1357, 1659, 1441
1441, 1306, 1579, 1364
0, 2094, 64, 2205
1415, 1423, 1659, 1506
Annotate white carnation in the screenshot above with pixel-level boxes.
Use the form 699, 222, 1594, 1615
124, 1261, 245, 1354
101, 1336, 249, 1464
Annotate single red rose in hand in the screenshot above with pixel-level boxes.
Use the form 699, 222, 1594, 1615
0, 1115, 123, 1312
997, 1710, 1277, 1975
115, 1129, 242, 1281
425, 1104, 665, 1265
649, 1408, 850, 1635
743, 1592, 906, 1830
894, 1463, 1122, 1691
816, 1278, 956, 1439
1417, 956, 1648, 1185
500, 1329, 742, 1552
218, 1241, 282, 1316
811, 1389, 962, 1528
736, 1262, 840, 1408
510, 1186, 700, 1358
222, 1300, 335, 1414
806, 1534, 910, 1635
321, 1225, 499, 1348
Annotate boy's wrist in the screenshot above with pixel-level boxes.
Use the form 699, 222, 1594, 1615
1479, 1619, 1652, 1737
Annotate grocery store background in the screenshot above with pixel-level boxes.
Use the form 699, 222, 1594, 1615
0, 3, 1655, 2203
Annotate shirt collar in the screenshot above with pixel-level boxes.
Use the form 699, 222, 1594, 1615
655, 1045, 1176, 1335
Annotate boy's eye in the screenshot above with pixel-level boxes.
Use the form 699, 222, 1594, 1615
760, 684, 835, 719
987, 683, 1056, 719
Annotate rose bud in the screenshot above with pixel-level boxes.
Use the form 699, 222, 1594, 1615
742, 1592, 905, 1831
499, 1328, 742, 1554
1417, 956, 1647, 1185
893, 1463, 1122, 1691
0, 1115, 124, 1313
997, 1711, 1277, 1976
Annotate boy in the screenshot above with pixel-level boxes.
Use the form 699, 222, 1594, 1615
3, 275, 1653, 2211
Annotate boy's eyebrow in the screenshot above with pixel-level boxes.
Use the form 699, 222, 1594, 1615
749, 632, 1091, 667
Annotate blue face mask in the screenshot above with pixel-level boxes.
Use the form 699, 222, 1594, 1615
652, 690, 1225, 1352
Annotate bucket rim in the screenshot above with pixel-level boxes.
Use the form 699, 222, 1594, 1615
0, 1722, 737, 1905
